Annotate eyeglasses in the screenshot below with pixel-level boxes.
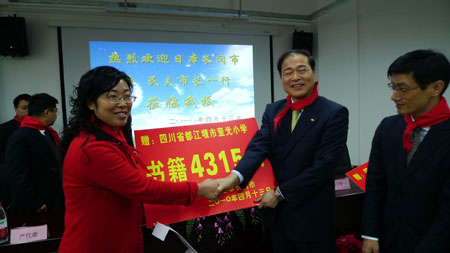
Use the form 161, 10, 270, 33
103, 95, 137, 104
387, 83, 420, 95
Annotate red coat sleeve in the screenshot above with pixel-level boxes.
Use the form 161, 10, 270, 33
74, 140, 198, 206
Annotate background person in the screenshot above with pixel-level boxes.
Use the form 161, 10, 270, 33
5, 93, 64, 214
0, 93, 31, 211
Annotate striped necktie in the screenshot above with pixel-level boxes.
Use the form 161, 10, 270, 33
406, 128, 421, 165
291, 110, 300, 132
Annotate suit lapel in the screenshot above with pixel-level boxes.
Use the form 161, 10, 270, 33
391, 135, 406, 186
279, 98, 321, 161
38, 129, 58, 160
399, 120, 450, 183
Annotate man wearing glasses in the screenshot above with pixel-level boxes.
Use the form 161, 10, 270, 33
5, 93, 64, 214
0, 94, 31, 211
362, 49, 450, 252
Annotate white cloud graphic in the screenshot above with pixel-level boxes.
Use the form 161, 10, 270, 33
174, 84, 184, 96
238, 76, 254, 87
132, 82, 143, 108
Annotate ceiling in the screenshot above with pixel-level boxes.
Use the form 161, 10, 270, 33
0, 0, 347, 21
2, 0, 350, 25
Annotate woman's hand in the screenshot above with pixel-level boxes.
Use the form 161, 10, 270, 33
197, 179, 220, 201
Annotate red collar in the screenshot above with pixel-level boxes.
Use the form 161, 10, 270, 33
274, 82, 318, 132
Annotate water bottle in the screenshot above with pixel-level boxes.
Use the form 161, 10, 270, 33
0, 201, 8, 244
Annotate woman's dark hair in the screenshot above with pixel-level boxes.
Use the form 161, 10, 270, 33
59, 66, 133, 159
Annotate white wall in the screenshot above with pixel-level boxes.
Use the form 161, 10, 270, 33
317, 0, 450, 164
317, 0, 359, 165
0, 12, 62, 130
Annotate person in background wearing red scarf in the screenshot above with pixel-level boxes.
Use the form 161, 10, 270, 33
216, 49, 349, 252
4, 93, 64, 214
58, 66, 219, 253
362, 49, 450, 253
0, 93, 31, 212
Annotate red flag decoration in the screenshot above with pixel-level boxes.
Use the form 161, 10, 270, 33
134, 118, 276, 227
345, 162, 368, 191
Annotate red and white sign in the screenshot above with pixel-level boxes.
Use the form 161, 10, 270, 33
134, 118, 276, 227
346, 162, 369, 191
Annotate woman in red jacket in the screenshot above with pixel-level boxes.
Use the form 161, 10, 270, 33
58, 66, 219, 252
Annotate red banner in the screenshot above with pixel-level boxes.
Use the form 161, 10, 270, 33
345, 162, 368, 191
134, 118, 276, 227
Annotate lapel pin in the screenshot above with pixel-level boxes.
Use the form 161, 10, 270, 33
310, 118, 315, 122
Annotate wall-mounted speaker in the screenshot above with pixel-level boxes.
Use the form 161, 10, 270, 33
292, 30, 313, 55
0, 16, 29, 57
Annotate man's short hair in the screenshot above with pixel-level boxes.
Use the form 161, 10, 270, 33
387, 49, 450, 95
28, 93, 58, 117
277, 49, 315, 77
13, 94, 31, 108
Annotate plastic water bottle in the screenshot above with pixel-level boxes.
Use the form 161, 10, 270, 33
0, 201, 8, 244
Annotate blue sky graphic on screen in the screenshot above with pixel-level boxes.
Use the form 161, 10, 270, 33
89, 41, 255, 130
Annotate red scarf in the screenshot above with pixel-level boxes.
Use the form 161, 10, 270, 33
403, 97, 450, 152
274, 82, 319, 131
20, 115, 60, 145
13, 115, 22, 123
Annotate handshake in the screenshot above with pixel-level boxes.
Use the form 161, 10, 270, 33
197, 172, 280, 209
196, 173, 240, 201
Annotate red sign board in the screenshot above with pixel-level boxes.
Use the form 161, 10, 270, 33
345, 162, 369, 191
134, 118, 276, 227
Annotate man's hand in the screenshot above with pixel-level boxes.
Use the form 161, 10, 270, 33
216, 173, 239, 194
197, 179, 220, 201
362, 239, 379, 253
254, 190, 278, 209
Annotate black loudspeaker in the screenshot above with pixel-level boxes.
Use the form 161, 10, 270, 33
292, 30, 313, 55
0, 16, 29, 57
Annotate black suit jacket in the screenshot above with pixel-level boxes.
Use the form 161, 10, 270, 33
0, 118, 20, 210
0, 118, 20, 163
4, 126, 64, 214
362, 115, 450, 252
234, 96, 349, 242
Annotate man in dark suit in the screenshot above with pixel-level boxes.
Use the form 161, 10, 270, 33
5, 93, 64, 214
0, 93, 31, 211
217, 49, 349, 252
362, 49, 450, 253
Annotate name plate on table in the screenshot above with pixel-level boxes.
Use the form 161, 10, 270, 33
10, 225, 48, 244
335, 177, 351, 190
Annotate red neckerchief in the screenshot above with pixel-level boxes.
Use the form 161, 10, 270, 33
13, 115, 22, 123
274, 81, 318, 132
20, 115, 60, 145
403, 97, 450, 152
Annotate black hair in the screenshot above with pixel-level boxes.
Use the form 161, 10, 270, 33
13, 93, 31, 108
27, 93, 58, 117
59, 66, 133, 159
276, 49, 315, 77
387, 49, 450, 95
